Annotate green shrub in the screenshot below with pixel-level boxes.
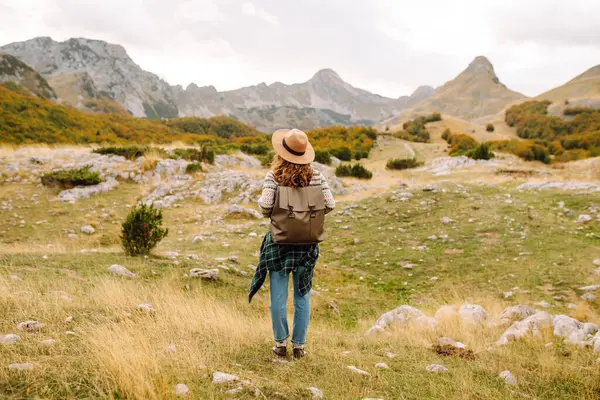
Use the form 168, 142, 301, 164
120, 203, 168, 256
486, 123, 495, 132
441, 129, 451, 141
335, 163, 373, 179
185, 162, 203, 174
41, 166, 102, 189
469, 143, 494, 160
94, 146, 152, 160
172, 148, 203, 161
314, 149, 332, 165
386, 158, 423, 170
330, 146, 352, 161
563, 106, 596, 116
240, 143, 270, 155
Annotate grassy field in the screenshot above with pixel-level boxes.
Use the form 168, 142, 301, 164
1, 178, 600, 399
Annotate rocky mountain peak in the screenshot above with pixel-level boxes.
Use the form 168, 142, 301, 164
311, 68, 344, 85
410, 85, 436, 99
464, 56, 498, 81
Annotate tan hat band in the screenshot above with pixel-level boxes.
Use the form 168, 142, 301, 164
282, 138, 306, 156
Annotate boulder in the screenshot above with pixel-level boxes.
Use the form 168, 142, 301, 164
136, 304, 154, 313
227, 204, 263, 219
307, 386, 324, 399
174, 383, 190, 396
8, 363, 33, 370
499, 370, 517, 386
553, 315, 586, 344
426, 364, 448, 373
17, 321, 45, 333
581, 293, 597, 302
107, 264, 136, 278
375, 362, 390, 369
459, 304, 487, 326
80, 225, 95, 235
496, 311, 553, 345
212, 371, 239, 384
347, 365, 370, 376
0, 334, 20, 345
189, 268, 219, 280
366, 305, 435, 336
499, 305, 538, 325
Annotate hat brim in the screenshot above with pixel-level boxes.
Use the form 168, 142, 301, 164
271, 129, 315, 164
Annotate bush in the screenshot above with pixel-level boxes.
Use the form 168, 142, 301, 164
41, 166, 102, 189
185, 162, 203, 174
120, 203, 169, 256
469, 143, 494, 160
314, 149, 332, 165
441, 129, 451, 141
172, 147, 215, 164
258, 152, 275, 167
335, 163, 373, 179
486, 123, 495, 132
240, 143, 270, 155
386, 158, 423, 170
330, 146, 352, 161
94, 146, 152, 160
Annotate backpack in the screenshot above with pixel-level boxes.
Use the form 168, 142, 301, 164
270, 185, 326, 245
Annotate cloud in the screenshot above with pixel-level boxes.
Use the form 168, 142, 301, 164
241, 2, 278, 25
0, 0, 599, 97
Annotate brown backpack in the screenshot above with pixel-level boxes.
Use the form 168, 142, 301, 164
270, 185, 326, 245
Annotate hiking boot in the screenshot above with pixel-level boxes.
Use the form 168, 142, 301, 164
293, 347, 306, 360
272, 343, 287, 358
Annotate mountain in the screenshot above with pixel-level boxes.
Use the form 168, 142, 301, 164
0, 36, 435, 129
381, 56, 528, 126
0, 53, 56, 99
0, 37, 178, 118
173, 69, 434, 130
536, 64, 600, 114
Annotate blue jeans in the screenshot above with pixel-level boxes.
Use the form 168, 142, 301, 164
269, 270, 311, 345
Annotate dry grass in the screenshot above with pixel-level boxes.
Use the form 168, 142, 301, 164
140, 148, 165, 173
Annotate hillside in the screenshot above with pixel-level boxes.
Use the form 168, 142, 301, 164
0, 83, 261, 144
537, 65, 600, 115
0, 54, 56, 99
0, 37, 179, 119
382, 56, 528, 126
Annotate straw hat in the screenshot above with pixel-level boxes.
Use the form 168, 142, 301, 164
271, 128, 315, 164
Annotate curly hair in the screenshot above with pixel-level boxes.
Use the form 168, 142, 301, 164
271, 154, 313, 187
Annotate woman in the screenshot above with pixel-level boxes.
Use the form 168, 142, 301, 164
249, 128, 335, 359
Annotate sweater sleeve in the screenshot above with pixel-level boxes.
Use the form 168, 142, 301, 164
257, 171, 277, 216
319, 172, 336, 213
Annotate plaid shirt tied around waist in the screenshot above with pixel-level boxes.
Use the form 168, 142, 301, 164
248, 231, 319, 303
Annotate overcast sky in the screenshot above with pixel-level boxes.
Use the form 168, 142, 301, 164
1, 0, 599, 98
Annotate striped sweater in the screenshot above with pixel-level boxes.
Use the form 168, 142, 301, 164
258, 170, 336, 216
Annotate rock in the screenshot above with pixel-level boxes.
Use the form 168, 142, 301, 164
499, 370, 518, 386
189, 268, 219, 280
165, 344, 177, 353
499, 305, 538, 325
366, 305, 436, 336
307, 386, 324, 399
535, 301, 552, 308
578, 214, 593, 223
224, 386, 244, 394
347, 366, 370, 376
441, 217, 454, 224
192, 235, 204, 244
580, 285, 600, 291
0, 334, 20, 345
165, 251, 179, 259
435, 305, 458, 321
426, 364, 448, 373
458, 304, 487, 326
385, 352, 399, 359
594, 259, 600, 266
375, 362, 390, 369
8, 363, 33, 370
248, 232, 258, 238
107, 264, 136, 278
40, 339, 56, 346
17, 320, 45, 332
583, 323, 599, 336
58, 178, 119, 202
136, 304, 154, 313
174, 383, 190, 396
80, 225, 95, 234
593, 332, 600, 353
212, 371, 239, 384
64, 316, 73, 324
423, 184, 437, 192
436, 337, 467, 349
496, 312, 554, 345
227, 204, 263, 219
581, 293, 597, 302
553, 315, 586, 344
